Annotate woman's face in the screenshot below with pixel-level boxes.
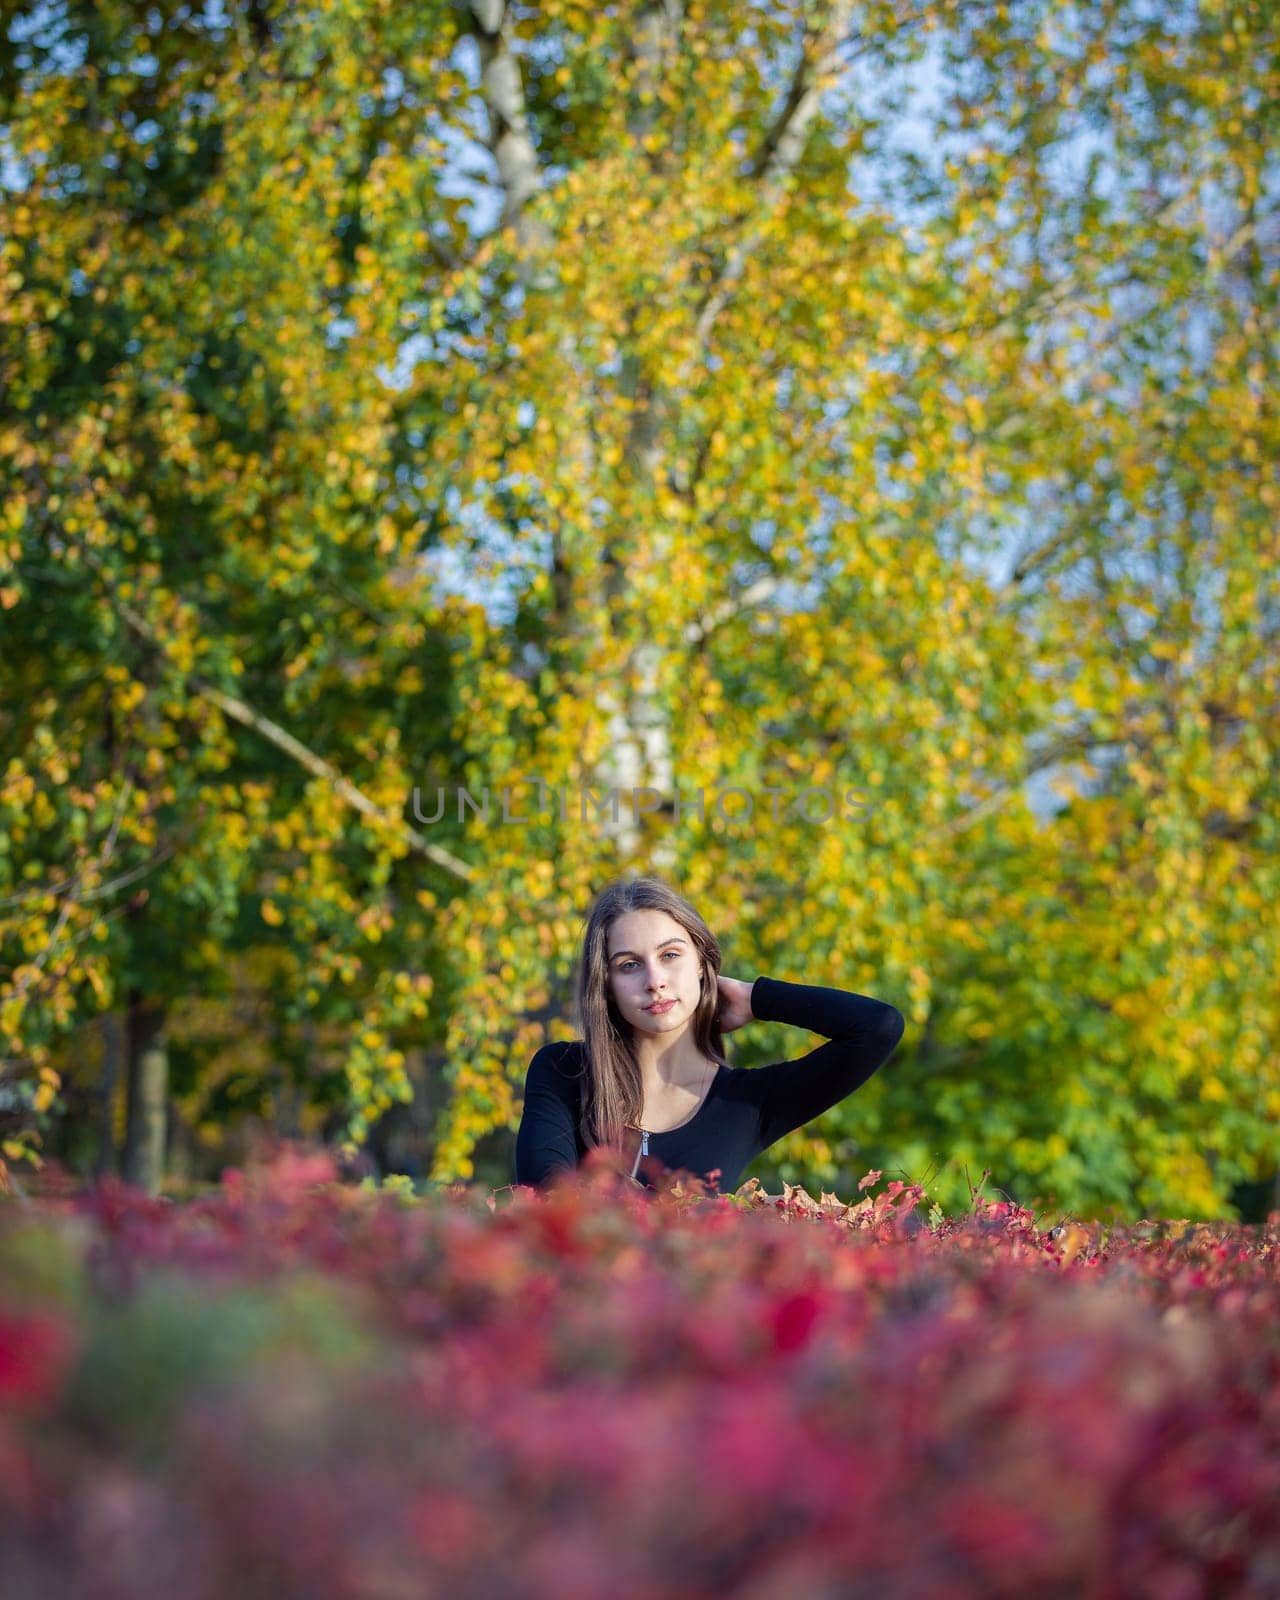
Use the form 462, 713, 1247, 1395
604, 908, 706, 1040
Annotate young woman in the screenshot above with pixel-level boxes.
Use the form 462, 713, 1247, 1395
514, 875, 906, 1194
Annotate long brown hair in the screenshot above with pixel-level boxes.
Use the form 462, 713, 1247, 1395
575, 874, 729, 1155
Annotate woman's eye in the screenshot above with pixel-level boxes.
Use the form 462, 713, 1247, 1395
619, 951, 681, 971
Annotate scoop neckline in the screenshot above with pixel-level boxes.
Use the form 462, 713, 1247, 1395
641, 1063, 724, 1136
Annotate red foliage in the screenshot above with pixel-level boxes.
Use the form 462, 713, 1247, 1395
0, 1308, 75, 1412
0, 1146, 1275, 1600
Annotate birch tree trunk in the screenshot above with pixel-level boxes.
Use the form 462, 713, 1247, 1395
95, 1009, 123, 1180
121, 988, 168, 1195
467, 0, 856, 869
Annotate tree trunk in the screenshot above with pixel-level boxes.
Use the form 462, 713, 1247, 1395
121, 989, 168, 1194
95, 1008, 123, 1180
466, 0, 853, 878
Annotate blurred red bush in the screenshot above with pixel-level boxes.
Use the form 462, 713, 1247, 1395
0, 1144, 1276, 1599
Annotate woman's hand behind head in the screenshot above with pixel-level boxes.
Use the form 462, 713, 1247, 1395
714, 974, 756, 1034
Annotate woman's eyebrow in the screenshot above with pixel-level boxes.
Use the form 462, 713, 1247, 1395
608, 937, 687, 961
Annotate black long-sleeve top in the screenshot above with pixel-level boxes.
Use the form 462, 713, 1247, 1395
513, 975, 906, 1193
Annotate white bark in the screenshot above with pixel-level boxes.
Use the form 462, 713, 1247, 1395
466, 0, 549, 260
595, 3, 685, 868
467, 0, 860, 871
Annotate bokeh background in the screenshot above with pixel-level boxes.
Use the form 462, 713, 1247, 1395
1, 0, 1275, 1218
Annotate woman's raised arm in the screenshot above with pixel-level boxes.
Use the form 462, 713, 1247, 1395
747, 975, 905, 1151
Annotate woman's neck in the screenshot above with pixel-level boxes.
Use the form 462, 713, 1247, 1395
632, 1033, 712, 1088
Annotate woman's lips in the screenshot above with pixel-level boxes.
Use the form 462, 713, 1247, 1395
645, 999, 676, 1013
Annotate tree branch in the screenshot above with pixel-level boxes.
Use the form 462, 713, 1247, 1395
941, 726, 1104, 836
466, 0, 546, 252
936, 191, 1194, 345
82, 556, 473, 884
1004, 524, 1084, 590
4, 776, 134, 1001
686, 0, 859, 361
682, 575, 782, 648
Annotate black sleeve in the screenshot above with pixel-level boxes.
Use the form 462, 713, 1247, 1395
513, 1042, 583, 1188
748, 975, 905, 1151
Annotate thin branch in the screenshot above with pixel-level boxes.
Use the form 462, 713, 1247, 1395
685, 0, 859, 363
195, 678, 471, 881
937, 192, 1193, 345
426, 230, 465, 274
2, 776, 135, 1000
941, 727, 1103, 837
81, 556, 474, 884
76, 846, 179, 906
1004, 525, 1083, 589
682, 576, 782, 648
0, 820, 170, 914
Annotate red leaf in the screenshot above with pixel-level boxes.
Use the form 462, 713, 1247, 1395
0, 1308, 74, 1412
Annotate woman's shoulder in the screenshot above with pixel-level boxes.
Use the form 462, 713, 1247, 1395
527, 1038, 586, 1079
